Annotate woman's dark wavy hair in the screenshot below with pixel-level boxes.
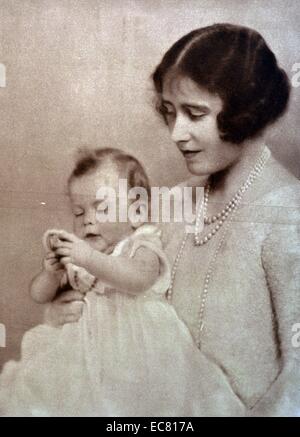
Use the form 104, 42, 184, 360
152, 23, 291, 144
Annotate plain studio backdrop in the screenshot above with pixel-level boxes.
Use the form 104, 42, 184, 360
0, 0, 299, 369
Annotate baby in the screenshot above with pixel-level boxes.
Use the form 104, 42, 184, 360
30, 147, 157, 304
0, 147, 244, 417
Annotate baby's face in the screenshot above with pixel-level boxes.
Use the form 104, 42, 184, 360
69, 164, 134, 254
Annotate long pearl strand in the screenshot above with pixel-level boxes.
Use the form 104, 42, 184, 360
166, 199, 204, 303
167, 146, 270, 348
195, 193, 242, 347
194, 146, 270, 246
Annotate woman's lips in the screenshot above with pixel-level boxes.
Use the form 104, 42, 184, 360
181, 150, 202, 160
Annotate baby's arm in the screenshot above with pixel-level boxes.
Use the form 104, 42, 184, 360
84, 246, 160, 294
54, 232, 160, 295
30, 252, 64, 303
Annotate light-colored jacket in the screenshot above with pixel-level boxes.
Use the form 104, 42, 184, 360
161, 151, 300, 415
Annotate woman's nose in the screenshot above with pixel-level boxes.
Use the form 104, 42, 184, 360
170, 114, 191, 143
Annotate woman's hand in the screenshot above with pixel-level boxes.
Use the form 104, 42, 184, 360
43, 290, 85, 327
53, 231, 93, 267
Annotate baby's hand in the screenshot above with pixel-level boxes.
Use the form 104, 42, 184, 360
53, 231, 93, 267
44, 251, 65, 276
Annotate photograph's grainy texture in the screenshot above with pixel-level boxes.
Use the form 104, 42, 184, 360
0, 0, 299, 417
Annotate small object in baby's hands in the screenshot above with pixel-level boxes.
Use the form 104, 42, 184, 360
43, 229, 65, 258
48, 234, 61, 250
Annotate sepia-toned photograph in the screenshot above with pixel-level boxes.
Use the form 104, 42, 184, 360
0, 0, 299, 418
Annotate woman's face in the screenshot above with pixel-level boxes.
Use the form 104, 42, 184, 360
161, 73, 242, 177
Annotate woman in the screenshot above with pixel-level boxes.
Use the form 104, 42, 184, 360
46, 23, 300, 416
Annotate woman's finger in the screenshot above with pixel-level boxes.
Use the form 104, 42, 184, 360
66, 301, 84, 317
60, 301, 84, 322
43, 294, 84, 327
56, 290, 85, 303
64, 313, 82, 324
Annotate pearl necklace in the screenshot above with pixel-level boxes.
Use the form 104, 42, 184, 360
167, 146, 270, 348
194, 146, 270, 246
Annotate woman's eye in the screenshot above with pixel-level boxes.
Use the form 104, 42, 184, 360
160, 105, 175, 118
188, 112, 205, 120
74, 211, 84, 217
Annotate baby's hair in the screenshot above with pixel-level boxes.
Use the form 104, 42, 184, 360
68, 147, 151, 197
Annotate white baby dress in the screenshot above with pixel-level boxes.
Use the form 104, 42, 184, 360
0, 224, 244, 417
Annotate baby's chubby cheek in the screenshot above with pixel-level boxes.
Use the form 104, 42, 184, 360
84, 236, 109, 253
